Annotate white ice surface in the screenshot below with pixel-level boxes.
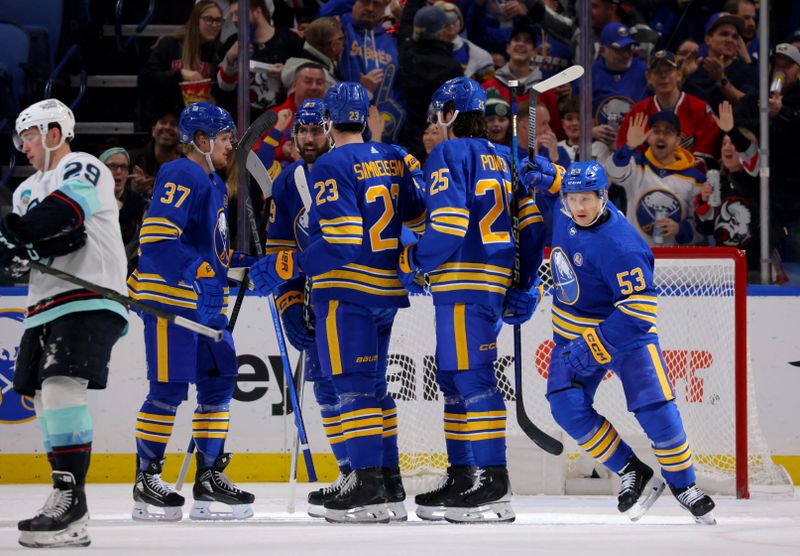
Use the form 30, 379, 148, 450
1, 483, 798, 555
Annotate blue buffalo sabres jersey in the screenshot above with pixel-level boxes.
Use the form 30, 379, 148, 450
415, 138, 545, 309
299, 142, 426, 308
543, 195, 658, 352
128, 158, 230, 316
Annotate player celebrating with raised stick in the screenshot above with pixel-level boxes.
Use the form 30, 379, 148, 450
397, 77, 545, 524
2, 99, 129, 548
250, 82, 426, 523
127, 102, 255, 522
523, 157, 717, 525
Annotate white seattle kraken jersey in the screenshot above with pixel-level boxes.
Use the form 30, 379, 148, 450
13, 151, 129, 327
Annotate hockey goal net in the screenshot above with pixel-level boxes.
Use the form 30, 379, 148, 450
386, 247, 791, 498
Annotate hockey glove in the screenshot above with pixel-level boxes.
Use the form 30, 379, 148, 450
397, 243, 425, 295
0, 216, 24, 265
521, 155, 562, 195
184, 259, 225, 326
562, 327, 615, 376
276, 289, 315, 351
502, 281, 544, 325
249, 250, 299, 296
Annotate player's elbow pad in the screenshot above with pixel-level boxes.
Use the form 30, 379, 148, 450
11, 194, 84, 242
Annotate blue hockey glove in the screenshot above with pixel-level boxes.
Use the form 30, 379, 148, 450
276, 289, 315, 351
249, 250, 300, 296
184, 259, 225, 325
502, 281, 544, 325
397, 243, 425, 295
562, 328, 614, 376
521, 155, 561, 194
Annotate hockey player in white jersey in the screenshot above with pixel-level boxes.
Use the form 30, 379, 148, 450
1, 99, 129, 548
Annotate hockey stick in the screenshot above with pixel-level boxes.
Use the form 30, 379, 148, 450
25, 261, 222, 341
176, 112, 281, 489
227, 111, 278, 332
508, 81, 564, 456
243, 149, 317, 484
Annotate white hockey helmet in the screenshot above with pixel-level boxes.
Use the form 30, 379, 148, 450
14, 98, 76, 151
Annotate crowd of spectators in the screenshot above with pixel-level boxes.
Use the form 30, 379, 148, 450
6, 0, 800, 284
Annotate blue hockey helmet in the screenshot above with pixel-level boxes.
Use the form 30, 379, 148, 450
293, 98, 326, 133
179, 102, 236, 144
431, 77, 486, 120
561, 161, 609, 194
323, 82, 369, 126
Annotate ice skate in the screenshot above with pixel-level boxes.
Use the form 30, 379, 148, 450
18, 471, 90, 548
444, 466, 515, 523
617, 455, 665, 521
382, 466, 408, 522
191, 453, 255, 520
307, 469, 350, 518
132, 458, 185, 521
671, 484, 716, 525
415, 465, 477, 521
324, 467, 390, 524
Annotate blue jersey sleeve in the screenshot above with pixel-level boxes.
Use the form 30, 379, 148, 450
298, 157, 363, 276
596, 245, 658, 350
391, 145, 427, 234
516, 193, 546, 288
266, 170, 297, 254
413, 143, 470, 272
138, 162, 205, 279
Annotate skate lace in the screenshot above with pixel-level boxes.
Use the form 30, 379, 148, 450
39, 488, 72, 519
214, 470, 242, 494
462, 468, 485, 495
144, 473, 174, 496
322, 472, 348, 495
677, 485, 705, 507
619, 469, 637, 494
337, 471, 359, 496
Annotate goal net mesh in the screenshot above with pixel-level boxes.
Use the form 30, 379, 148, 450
386, 255, 791, 495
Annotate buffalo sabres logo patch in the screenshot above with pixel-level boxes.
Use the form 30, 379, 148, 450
550, 247, 580, 305
573, 252, 583, 266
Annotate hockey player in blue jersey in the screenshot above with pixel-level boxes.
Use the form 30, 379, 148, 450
264, 98, 352, 518
250, 81, 426, 523
396, 77, 546, 523
127, 102, 255, 522
523, 158, 717, 525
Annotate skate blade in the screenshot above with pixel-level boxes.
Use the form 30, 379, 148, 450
308, 503, 327, 518
627, 476, 666, 522
692, 510, 717, 526
18, 518, 91, 548
132, 501, 183, 522
189, 501, 254, 520
387, 501, 408, 522
416, 505, 446, 521
444, 501, 515, 524
325, 503, 390, 524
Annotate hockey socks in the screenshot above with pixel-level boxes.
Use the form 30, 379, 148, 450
636, 401, 697, 488
455, 369, 507, 467
577, 418, 632, 473
380, 395, 399, 469
314, 380, 350, 471
437, 370, 475, 466
43, 405, 93, 484
334, 374, 384, 469
192, 404, 230, 468
135, 399, 177, 469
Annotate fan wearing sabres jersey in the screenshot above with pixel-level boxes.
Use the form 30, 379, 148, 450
264, 98, 355, 518
397, 77, 546, 524
523, 158, 717, 525
250, 82, 426, 524
127, 103, 254, 522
